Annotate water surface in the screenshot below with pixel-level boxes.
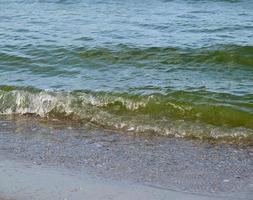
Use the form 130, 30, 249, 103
1, 0, 253, 142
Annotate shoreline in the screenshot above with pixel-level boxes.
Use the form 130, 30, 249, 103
0, 116, 252, 199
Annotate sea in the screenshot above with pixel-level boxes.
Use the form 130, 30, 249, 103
0, 0, 253, 144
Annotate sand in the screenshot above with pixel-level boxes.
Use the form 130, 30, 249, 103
0, 158, 228, 200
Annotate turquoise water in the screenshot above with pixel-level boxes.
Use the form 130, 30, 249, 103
0, 0, 253, 142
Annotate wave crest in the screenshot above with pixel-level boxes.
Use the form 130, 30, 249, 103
0, 86, 252, 144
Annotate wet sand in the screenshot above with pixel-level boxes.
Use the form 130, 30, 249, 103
0, 158, 226, 200
0, 116, 252, 200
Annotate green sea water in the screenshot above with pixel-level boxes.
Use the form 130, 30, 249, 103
0, 0, 253, 143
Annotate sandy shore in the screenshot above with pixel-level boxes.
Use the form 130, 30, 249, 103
0, 116, 252, 200
0, 158, 227, 200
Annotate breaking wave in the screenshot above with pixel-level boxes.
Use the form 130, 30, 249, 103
0, 85, 252, 144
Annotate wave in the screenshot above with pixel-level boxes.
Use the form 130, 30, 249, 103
0, 85, 252, 144
1, 44, 253, 70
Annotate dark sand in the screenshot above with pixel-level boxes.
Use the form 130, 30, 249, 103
0, 116, 252, 200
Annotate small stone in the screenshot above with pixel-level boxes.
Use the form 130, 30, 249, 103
223, 179, 230, 183
95, 143, 102, 148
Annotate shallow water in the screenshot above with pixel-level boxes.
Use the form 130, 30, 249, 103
0, 0, 253, 142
